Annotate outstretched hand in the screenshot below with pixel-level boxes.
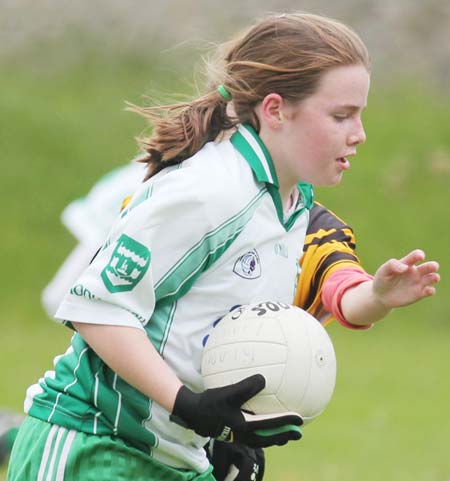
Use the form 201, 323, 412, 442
372, 249, 440, 309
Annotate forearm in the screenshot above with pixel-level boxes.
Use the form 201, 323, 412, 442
72, 322, 182, 412
72, 325, 303, 448
340, 280, 391, 326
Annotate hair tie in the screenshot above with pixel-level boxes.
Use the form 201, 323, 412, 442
217, 84, 232, 102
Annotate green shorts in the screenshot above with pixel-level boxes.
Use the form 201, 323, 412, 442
7, 416, 215, 481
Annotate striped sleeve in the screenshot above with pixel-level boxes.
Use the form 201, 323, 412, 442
294, 202, 364, 327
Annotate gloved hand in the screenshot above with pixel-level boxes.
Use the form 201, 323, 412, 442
170, 374, 302, 448
206, 439, 265, 481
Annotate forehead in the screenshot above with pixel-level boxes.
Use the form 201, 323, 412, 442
306, 64, 370, 109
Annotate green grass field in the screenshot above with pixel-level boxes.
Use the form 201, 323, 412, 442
1, 56, 449, 480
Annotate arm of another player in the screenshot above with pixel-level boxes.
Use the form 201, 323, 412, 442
339, 249, 440, 326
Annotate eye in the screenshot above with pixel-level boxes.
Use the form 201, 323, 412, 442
333, 114, 348, 122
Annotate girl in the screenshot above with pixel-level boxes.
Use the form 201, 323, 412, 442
4, 11, 406, 481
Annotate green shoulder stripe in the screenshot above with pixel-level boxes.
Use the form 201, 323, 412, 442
154, 187, 266, 300
149, 188, 266, 353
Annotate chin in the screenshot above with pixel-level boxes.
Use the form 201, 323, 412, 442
329, 173, 344, 186
313, 177, 342, 187
330, 177, 343, 186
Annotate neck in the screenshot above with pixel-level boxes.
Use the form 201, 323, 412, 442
281, 185, 298, 213
258, 125, 296, 210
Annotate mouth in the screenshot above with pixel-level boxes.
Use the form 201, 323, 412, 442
336, 157, 350, 170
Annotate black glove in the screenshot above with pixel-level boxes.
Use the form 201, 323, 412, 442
206, 439, 265, 481
170, 374, 302, 448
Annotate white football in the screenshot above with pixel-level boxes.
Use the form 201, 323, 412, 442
201, 301, 336, 423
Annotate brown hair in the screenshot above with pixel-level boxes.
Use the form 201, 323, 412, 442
131, 13, 370, 179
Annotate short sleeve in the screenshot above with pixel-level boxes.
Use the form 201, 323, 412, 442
294, 202, 362, 325
55, 162, 242, 331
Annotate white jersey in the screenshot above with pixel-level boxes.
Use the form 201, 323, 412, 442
26, 124, 313, 473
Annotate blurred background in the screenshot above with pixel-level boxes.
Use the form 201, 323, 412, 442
1, 0, 449, 480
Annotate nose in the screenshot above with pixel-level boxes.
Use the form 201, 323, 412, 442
348, 118, 366, 146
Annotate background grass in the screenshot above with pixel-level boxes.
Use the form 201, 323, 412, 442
1, 55, 449, 480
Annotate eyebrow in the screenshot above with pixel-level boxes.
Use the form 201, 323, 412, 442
333, 104, 367, 112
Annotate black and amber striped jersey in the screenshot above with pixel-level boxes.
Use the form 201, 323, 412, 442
295, 202, 363, 326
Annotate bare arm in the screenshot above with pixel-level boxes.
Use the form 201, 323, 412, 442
72, 322, 182, 412
340, 249, 440, 326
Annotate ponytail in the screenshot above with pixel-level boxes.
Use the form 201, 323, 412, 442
128, 91, 236, 180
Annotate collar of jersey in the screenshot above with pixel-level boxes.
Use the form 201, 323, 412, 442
230, 124, 279, 186
230, 124, 314, 230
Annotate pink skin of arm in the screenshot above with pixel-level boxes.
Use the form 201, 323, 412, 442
72, 322, 182, 412
340, 249, 440, 326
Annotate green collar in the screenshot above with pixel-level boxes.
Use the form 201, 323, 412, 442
230, 124, 279, 186
230, 124, 314, 230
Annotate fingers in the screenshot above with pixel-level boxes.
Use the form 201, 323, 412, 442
422, 285, 436, 297
420, 271, 440, 296
227, 374, 266, 406
237, 411, 303, 447
385, 259, 408, 274
384, 252, 440, 277
208, 439, 265, 481
416, 261, 440, 276
243, 411, 303, 428
399, 249, 425, 266
416, 263, 440, 293
238, 426, 302, 448
421, 271, 440, 286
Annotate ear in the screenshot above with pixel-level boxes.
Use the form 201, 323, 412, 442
259, 93, 285, 129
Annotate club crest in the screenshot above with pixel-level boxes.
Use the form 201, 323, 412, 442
101, 234, 151, 293
233, 249, 261, 279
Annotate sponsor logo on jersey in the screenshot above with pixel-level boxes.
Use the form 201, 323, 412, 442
70, 284, 98, 300
233, 249, 261, 279
101, 234, 151, 293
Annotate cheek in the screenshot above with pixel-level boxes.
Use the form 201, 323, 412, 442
316, 125, 342, 155
300, 117, 335, 146
289, 115, 339, 164
300, 128, 333, 159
